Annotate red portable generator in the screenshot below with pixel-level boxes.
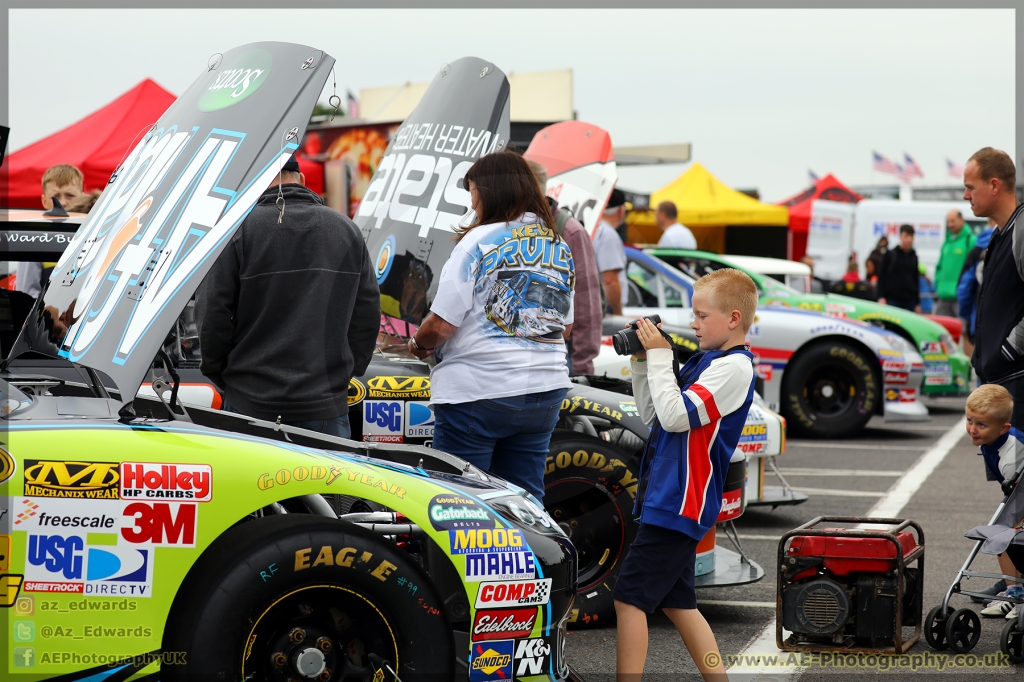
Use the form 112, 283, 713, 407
777, 517, 925, 653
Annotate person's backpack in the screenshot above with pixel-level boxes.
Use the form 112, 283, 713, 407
554, 207, 574, 237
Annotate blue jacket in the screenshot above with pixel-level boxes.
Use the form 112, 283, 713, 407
632, 348, 755, 540
957, 228, 994, 335
979, 426, 1024, 483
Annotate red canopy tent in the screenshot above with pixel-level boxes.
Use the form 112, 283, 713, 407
4, 79, 176, 208
778, 174, 862, 262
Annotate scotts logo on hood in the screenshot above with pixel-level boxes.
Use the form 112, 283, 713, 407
356, 56, 511, 324
10, 42, 334, 403
198, 49, 273, 111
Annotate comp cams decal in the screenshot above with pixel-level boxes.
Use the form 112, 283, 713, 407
475, 579, 552, 608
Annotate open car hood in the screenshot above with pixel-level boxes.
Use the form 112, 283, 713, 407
524, 120, 617, 239
356, 57, 510, 324
7, 42, 334, 403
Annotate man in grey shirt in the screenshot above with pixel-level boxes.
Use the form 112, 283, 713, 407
593, 189, 628, 315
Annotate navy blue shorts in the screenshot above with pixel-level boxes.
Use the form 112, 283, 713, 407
612, 523, 699, 613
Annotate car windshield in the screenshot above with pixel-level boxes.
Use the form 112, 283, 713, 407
525, 280, 571, 314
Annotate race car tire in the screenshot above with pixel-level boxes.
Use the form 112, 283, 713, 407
781, 340, 878, 439
163, 514, 453, 682
545, 431, 639, 629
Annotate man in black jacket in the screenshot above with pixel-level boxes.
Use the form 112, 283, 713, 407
196, 156, 379, 437
877, 224, 921, 313
965, 147, 1024, 426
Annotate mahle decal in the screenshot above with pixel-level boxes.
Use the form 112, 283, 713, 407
198, 48, 273, 112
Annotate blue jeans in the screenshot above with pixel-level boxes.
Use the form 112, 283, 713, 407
432, 388, 567, 502
224, 404, 351, 439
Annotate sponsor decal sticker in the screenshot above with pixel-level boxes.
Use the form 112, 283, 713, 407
363, 400, 404, 443
348, 378, 366, 406
925, 376, 953, 386
366, 376, 431, 399
514, 638, 551, 676
120, 463, 212, 501
198, 48, 273, 111
618, 401, 638, 415
884, 371, 909, 385
560, 394, 623, 420
472, 607, 537, 641
0, 535, 9, 571
450, 528, 525, 554
464, 551, 536, 582
374, 235, 396, 283
470, 640, 514, 681
755, 364, 773, 381
718, 489, 743, 521
293, 545, 397, 582
882, 360, 909, 372
738, 442, 767, 454
739, 423, 767, 443
84, 545, 152, 597
405, 401, 435, 438
0, 446, 15, 484
920, 341, 942, 354
475, 579, 552, 608
428, 494, 492, 531
121, 502, 197, 546
878, 349, 903, 358
24, 461, 120, 499
899, 388, 917, 403
885, 388, 900, 402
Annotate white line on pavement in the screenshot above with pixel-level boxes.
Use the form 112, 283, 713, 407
786, 442, 925, 450
774, 468, 903, 477
790, 487, 885, 498
728, 418, 967, 681
736, 534, 783, 541
699, 600, 776, 609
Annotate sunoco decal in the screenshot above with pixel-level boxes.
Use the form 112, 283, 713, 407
198, 48, 273, 111
471, 640, 514, 681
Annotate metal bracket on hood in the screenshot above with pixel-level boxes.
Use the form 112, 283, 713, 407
415, 238, 433, 263
126, 249, 170, 301
360, 228, 371, 244
62, 238, 100, 286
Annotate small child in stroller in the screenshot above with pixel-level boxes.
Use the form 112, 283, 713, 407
965, 384, 1024, 619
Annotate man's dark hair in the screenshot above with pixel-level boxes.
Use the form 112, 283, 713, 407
657, 201, 678, 220
459, 151, 558, 241
968, 147, 1016, 192
899, 224, 915, 236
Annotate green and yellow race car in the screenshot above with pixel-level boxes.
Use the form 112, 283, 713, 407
0, 46, 582, 682
650, 249, 970, 396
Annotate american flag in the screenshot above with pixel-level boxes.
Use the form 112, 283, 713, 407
947, 159, 965, 178
872, 151, 900, 175
903, 153, 924, 179
346, 89, 360, 119
808, 169, 819, 184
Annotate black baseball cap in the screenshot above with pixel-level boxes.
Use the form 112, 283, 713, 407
281, 154, 301, 172
606, 188, 626, 209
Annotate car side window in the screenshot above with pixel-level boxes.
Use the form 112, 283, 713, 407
659, 276, 686, 308
625, 261, 660, 308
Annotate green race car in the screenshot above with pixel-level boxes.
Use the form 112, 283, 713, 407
0, 47, 582, 682
650, 249, 970, 396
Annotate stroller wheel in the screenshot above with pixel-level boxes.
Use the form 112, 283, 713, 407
925, 605, 952, 650
945, 608, 982, 653
1001, 618, 1024, 664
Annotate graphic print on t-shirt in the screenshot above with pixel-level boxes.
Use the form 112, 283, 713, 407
476, 222, 574, 343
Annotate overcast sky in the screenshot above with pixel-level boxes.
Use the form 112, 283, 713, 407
9, 8, 1015, 202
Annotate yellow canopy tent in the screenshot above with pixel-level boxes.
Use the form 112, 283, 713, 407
626, 163, 789, 255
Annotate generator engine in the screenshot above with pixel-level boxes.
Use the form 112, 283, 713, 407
780, 530, 922, 648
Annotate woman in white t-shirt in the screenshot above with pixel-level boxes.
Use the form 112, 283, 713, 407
407, 151, 575, 502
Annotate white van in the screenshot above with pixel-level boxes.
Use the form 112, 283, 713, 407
806, 199, 986, 281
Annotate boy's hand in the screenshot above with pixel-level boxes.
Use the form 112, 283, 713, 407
627, 322, 647, 361
636, 318, 672, 351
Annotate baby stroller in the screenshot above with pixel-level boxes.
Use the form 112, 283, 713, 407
925, 457, 1024, 661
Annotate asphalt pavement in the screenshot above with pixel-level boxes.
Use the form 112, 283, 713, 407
564, 396, 1023, 680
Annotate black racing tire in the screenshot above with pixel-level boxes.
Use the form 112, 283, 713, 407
545, 431, 639, 630
924, 604, 952, 650
781, 340, 879, 439
162, 514, 453, 682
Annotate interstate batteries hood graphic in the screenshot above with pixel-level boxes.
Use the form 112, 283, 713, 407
10, 42, 334, 400
356, 57, 510, 324
523, 120, 617, 239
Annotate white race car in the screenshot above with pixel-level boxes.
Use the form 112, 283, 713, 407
595, 247, 928, 438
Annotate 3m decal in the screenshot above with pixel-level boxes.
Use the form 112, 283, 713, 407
450, 528, 524, 554
514, 638, 552, 676
464, 551, 536, 582
470, 639, 514, 681
472, 607, 537, 641
363, 400, 404, 443
121, 502, 196, 546
475, 579, 552, 608
365, 376, 431, 399
348, 378, 366, 406
406, 401, 435, 438
428, 494, 492, 531
293, 545, 396, 582
24, 461, 119, 499
120, 463, 212, 501
0, 446, 15, 483
198, 48, 273, 112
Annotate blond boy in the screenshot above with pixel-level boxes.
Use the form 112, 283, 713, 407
16, 165, 83, 297
615, 269, 759, 682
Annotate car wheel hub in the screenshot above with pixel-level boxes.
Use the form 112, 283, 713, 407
295, 647, 327, 677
